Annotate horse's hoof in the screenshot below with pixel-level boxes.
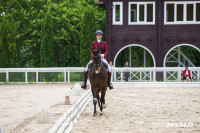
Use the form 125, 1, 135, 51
93, 113, 97, 117
100, 112, 103, 115
102, 104, 107, 108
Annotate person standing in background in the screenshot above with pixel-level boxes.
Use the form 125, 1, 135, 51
182, 66, 191, 82
124, 61, 130, 81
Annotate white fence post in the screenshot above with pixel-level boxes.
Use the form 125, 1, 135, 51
6, 70, 9, 83
153, 69, 156, 82
178, 69, 181, 82
64, 69, 66, 83
36, 70, 38, 83
25, 71, 28, 84
68, 70, 70, 83
121, 70, 123, 82
150, 70, 152, 82
164, 71, 166, 82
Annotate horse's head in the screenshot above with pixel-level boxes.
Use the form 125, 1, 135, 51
92, 47, 101, 74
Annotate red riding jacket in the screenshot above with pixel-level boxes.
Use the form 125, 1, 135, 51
90, 41, 108, 59
182, 70, 191, 77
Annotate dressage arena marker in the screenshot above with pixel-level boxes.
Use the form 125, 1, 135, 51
37, 102, 50, 123
48, 89, 92, 133
72, 83, 82, 96
64, 88, 71, 105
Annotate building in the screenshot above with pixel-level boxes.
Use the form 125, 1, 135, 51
95, 0, 200, 67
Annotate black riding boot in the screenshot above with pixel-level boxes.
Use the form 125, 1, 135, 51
108, 72, 114, 89
81, 71, 88, 89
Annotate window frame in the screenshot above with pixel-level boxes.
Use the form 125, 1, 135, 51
164, 1, 200, 25
128, 2, 155, 25
113, 2, 123, 25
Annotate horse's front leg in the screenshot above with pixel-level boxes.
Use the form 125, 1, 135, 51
100, 86, 107, 115
92, 87, 97, 116
102, 86, 107, 109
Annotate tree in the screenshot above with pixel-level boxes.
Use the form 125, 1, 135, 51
0, 14, 17, 68
80, 6, 96, 67
40, 10, 55, 67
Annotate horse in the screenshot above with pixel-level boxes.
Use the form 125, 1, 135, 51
89, 47, 108, 116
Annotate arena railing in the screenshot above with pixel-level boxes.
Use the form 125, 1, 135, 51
0, 67, 199, 84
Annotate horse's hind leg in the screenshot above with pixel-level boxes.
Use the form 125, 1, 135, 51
99, 88, 106, 115
92, 87, 97, 116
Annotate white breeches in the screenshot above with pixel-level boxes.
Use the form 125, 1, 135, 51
84, 57, 111, 72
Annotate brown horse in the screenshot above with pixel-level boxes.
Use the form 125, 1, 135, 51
89, 47, 108, 116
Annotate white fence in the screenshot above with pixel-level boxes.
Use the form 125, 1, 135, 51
48, 89, 92, 133
0, 67, 200, 84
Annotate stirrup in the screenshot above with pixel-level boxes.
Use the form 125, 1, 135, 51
81, 83, 87, 89
108, 83, 114, 89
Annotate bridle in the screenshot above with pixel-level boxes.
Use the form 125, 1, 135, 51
92, 55, 102, 73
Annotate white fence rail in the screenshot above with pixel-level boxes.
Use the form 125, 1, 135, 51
0, 67, 200, 83
48, 89, 92, 133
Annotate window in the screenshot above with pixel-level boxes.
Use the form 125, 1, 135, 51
166, 4, 174, 22
113, 2, 123, 25
187, 4, 193, 21
165, 1, 200, 24
177, 4, 184, 21
129, 2, 155, 25
147, 4, 153, 22
197, 3, 200, 21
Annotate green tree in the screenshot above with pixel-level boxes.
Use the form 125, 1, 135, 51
80, 6, 96, 67
40, 10, 55, 67
0, 14, 17, 68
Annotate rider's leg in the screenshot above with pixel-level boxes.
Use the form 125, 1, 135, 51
81, 60, 93, 89
101, 58, 114, 89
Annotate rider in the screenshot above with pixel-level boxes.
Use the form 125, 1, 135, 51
81, 30, 114, 89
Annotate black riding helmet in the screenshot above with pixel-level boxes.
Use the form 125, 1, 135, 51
95, 30, 103, 35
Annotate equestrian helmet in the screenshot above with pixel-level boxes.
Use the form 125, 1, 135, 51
95, 30, 103, 35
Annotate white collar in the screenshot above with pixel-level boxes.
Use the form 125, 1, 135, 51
97, 39, 101, 43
